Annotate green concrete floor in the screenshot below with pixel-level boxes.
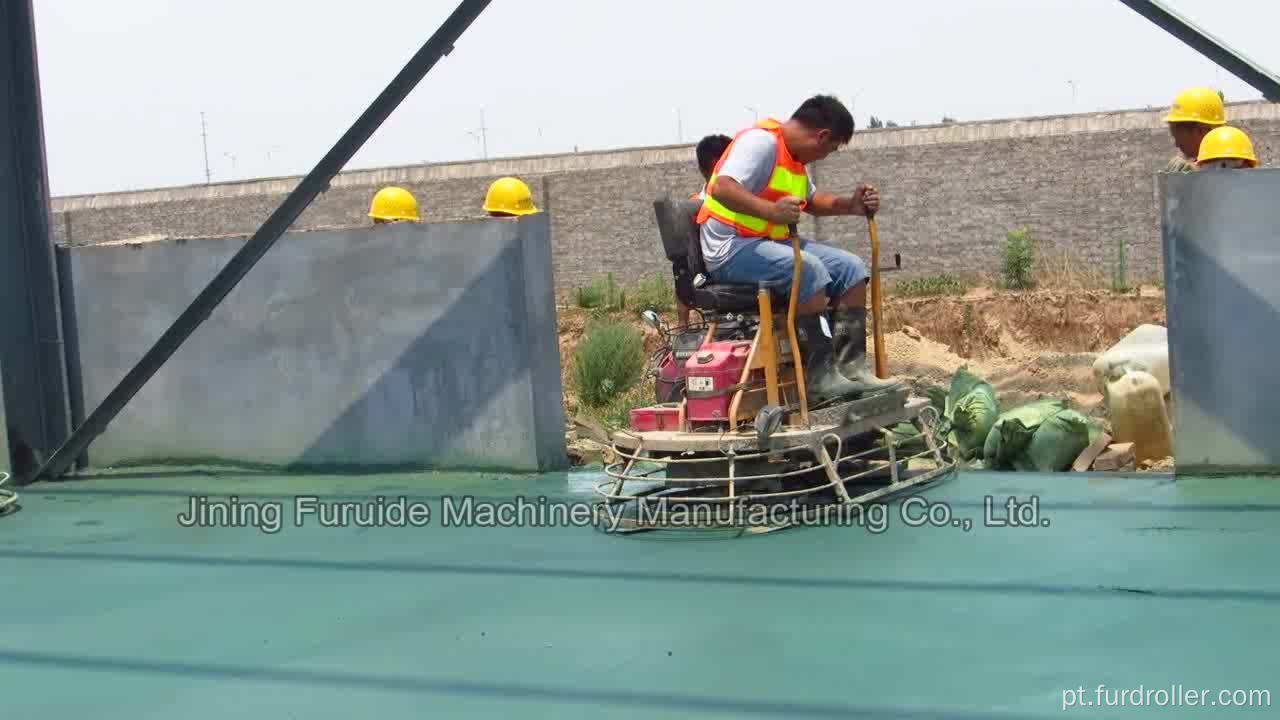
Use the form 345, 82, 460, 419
2, 466, 1277, 719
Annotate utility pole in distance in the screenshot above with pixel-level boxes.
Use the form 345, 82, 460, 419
200, 112, 211, 184
467, 108, 489, 159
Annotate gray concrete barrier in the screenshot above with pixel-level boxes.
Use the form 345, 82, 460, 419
1160, 169, 1280, 474
60, 214, 567, 472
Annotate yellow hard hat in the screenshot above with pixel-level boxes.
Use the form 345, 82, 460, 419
1164, 86, 1226, 125
483, 176, 538, 216
1197, 126, 1258, 167
369, 186, 420, 222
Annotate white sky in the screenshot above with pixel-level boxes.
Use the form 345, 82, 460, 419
31, 0, 1280, 197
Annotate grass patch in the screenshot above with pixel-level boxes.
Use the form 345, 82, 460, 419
1030, 240, 1107, 291
573, 273, 627, 312
627, 274, 676, 316
891, 273, 975, 298
571, 319, 646, 408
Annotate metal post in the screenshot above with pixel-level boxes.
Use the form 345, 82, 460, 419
1115, 0, 1280, 101
53, 247, 87, 470
200, 112, 211, 184
0, 0, 73, 484
0, 355, 9, 475
34, 0, 493, 482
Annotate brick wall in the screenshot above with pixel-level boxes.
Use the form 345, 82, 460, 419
52, 101, 1280, 300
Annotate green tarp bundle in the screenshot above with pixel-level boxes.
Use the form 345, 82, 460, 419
905, 368, 1106, 472
943, 368, 999, 462
982, 398, 1105, 472
922, 368, 999, 463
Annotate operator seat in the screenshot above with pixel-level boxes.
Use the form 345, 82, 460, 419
653, 196, 788, 314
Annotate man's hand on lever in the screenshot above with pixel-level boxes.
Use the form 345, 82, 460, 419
850, 184, 879, 217
768, 195, 804, 226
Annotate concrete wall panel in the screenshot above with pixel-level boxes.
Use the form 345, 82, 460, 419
1159, 169, 1280, 474
64, 216, 567, 472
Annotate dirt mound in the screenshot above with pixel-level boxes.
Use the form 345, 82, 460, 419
879, 289, 1164, 417
887, 328, 1103, 416
884, 288, 1165, 359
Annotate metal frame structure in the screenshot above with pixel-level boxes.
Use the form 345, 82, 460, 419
1, 0, 74, 480
31, 0, 492, 482
2, 0, 1277, 483
596, 401, 954, 535
1116, 0, 1280, 101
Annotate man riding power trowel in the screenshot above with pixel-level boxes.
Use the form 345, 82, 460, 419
696, 94, 901, 408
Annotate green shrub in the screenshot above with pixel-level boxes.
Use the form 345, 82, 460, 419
574, 285, 603, 309
628, 275, 676, 315
1000, 228, 1036, 290
1109, 235, 1130, 292
602, 380, 653, 429
893, 274, 973, 298
572, 320, 646, 408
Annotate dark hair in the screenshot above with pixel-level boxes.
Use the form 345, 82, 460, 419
695, 134, 732, 179
791, 94, 855, 145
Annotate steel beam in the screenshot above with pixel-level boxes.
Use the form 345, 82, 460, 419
33, 0, 492, 483
1116, 0, 1280, 102
1, 0, 73, 482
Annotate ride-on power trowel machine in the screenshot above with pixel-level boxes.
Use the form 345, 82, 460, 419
594, 197, 956, 534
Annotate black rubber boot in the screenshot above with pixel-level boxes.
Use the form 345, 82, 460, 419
831, 307, 903, 396
795, 314, 863, 408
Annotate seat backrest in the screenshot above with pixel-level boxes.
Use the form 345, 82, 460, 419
653, 196, 707, 275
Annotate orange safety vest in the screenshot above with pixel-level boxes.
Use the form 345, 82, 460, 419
695, 118, 808, 240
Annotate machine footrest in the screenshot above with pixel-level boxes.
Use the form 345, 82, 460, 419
807, 388, 909, 427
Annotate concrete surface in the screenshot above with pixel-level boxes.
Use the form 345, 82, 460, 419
1, 466, 1276, 718
1160, 169, 1280, 474
51, 102, 1280, 300
60, 214, 567, 472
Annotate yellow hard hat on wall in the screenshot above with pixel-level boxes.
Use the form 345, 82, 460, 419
1197, 126, 1258, 167
1164, 86, 1226, 125
483, 177, 538, 216
369, 186, 420, 222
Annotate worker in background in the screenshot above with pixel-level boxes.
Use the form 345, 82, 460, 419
692, 134, 732, 200
671, 134, 734, 326
1163, 86, 1226, 173
483, 176, 540, 217
697, 94, 901, 407
368, 186, 421, 224
1196, 126, 1259, 170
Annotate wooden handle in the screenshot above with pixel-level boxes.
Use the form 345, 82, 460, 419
786, 231, 808, 425
868, 216, 888, 379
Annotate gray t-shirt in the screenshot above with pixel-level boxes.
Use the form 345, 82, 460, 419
700, 128, 816, 269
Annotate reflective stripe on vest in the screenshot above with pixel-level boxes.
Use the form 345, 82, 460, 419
696, 119, 807, 240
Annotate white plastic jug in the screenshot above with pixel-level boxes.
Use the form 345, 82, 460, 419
1106, 369, 1173, 463
1093, 324, 1169, 399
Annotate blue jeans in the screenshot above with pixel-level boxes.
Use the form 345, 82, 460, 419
707, 237, 869, 304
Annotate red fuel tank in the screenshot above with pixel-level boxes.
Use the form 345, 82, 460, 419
684, 341, 751, 422
629, 404, 682, 432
